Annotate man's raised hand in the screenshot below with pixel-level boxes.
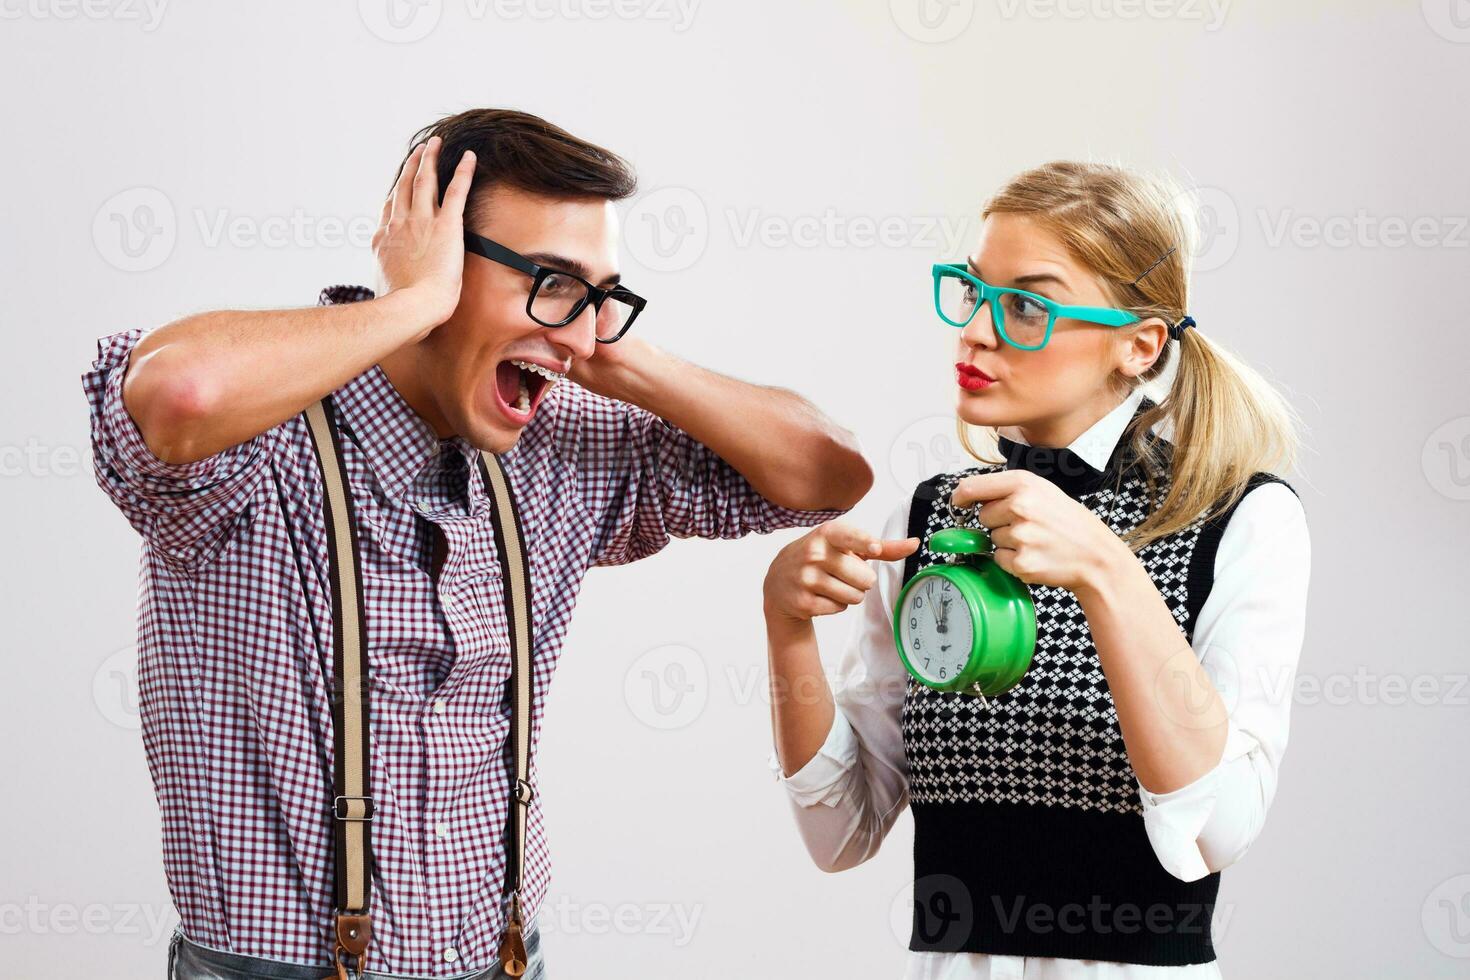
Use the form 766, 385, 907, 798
372, 136, 478, 339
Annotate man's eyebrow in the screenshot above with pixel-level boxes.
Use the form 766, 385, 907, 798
523, 252, 589, 278
524, 252, 621, 288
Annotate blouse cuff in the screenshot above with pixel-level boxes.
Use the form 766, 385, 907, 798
1137, 720, 1257, 882
768, 709, 860, 808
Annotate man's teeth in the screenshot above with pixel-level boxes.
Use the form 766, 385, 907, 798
508, 359, 562, 415
510, 359, 563, 385
514, 373, 529, 413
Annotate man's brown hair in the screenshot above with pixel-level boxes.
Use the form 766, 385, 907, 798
400, 108, 638, 223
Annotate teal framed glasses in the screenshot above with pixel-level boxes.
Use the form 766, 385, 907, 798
932, 262, 1140, 351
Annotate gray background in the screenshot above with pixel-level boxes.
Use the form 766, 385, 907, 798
3, 1, 1467, 977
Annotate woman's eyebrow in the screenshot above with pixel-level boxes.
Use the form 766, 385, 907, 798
1012, 273, 1068, 290
966, 257, 1069, 292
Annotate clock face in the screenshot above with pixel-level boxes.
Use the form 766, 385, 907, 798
898, 573, 975, 687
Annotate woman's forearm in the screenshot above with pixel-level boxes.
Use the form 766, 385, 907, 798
1075, 545, 1229, 794
765, 610, 837, 777
124, 287, 441, 465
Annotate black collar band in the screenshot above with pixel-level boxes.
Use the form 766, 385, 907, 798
994, 396, 1156, 498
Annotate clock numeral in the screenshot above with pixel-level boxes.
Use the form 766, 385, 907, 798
913, 596, 924, 609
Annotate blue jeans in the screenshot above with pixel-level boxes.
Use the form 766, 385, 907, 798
167, 925, 545, 980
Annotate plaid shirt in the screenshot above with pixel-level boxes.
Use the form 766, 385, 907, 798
82, 285, 846, 975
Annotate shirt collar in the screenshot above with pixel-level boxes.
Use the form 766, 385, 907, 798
993, 387, 1153, 497
319, 285, 478, 501
995, 386, 1147, 472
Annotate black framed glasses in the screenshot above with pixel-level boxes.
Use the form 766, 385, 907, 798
463, 231, 646, 343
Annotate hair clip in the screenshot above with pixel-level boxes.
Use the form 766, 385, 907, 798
1129, 246, 1177, 287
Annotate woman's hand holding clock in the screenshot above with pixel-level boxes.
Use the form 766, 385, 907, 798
952, 469, 1133, 599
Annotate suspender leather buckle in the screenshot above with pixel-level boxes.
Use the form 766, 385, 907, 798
498, 891, 528, 977
330, 911, 372, 980
333, 795, 376, 821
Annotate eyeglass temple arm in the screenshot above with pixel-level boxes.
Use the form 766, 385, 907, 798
1051, 304, 1140, 327
463, 232, 539, 277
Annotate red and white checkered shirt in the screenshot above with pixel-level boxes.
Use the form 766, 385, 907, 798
82, 285, 846, 975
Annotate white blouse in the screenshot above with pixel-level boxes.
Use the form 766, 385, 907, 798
769, 391, 1312, 979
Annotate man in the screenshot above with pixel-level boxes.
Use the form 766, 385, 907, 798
82, 108, 870, 979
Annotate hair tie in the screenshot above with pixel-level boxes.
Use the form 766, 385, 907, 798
1170, 315, 1196, 340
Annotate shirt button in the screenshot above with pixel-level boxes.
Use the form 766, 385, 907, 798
443, 946, 459, 963
435, 821, 450, 838
432, 699, 447, 715
417, 499, 432, 514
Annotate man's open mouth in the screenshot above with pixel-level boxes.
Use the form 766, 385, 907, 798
493, 358, 564, 422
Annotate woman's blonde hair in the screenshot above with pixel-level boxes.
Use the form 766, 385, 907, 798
958, 161, 1301, 552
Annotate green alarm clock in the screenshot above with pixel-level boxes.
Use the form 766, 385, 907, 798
893, 526, 1038, 697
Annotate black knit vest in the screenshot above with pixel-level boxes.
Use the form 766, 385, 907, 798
899, 399, 1295, 966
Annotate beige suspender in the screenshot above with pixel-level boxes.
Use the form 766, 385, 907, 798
305, 396, 534, 979
477, 449, 535, 977
305, 398, 375, 980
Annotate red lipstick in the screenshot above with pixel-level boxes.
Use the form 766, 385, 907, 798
955, 362, 996, 391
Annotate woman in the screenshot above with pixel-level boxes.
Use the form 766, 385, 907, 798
764, 161, 1310, 978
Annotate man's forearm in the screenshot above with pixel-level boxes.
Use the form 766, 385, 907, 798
598, 340, 872, 510
125, 287, 440, 465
